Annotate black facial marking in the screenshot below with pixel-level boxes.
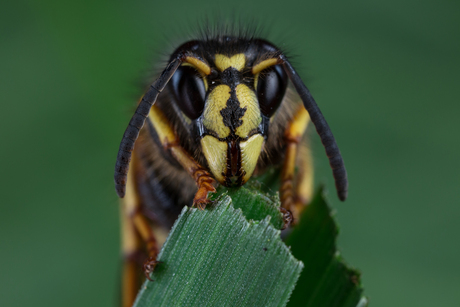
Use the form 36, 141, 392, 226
215, 67, 248, 135
220, 67, 241, 84
224, 140, 245, 186
220, 95, 247, 131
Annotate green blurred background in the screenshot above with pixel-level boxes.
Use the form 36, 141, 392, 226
1, 0, 459, 306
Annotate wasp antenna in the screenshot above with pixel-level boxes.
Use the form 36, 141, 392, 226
280, 55, 348, 201
114, 57, 184, 198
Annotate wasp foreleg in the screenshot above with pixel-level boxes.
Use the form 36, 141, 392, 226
148, 105, 216, 209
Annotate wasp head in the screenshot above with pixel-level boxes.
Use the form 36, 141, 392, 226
168, 39, 288, 187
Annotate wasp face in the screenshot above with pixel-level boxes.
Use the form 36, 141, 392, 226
169, 40, 288, 187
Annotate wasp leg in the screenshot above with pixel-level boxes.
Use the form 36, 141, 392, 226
120, 200, 143, 307
121, 157, 160, 307
148, 105, 216, 209
295, 142, 314, 208
131, 210, 160, 281
280, 106, 313, 226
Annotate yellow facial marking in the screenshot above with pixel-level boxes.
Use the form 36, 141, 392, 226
240, 134, 264, 183
201, 135, 227, 184
202, 85, 231, 138
234, 84, 261, 138
185, 56, 211, 75
214, 54, 246, 72
252, 58, 278, 74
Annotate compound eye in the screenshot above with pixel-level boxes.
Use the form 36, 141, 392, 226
256, 65, 288, 117
169, 65, 206, 120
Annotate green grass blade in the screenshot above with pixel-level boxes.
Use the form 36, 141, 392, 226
133, 181, 366, 307
133, 191, 303, 307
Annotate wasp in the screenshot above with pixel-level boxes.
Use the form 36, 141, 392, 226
114, 30, 347, 307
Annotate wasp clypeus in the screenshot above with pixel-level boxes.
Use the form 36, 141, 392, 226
114, 30, 347, 307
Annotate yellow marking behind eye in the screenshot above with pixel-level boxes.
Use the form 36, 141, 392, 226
148, 105, 177, 144
185, 56, 211, 75
252, 58, 278, 74
201, 135, 227, 184
215, 54, 246, 72
254, 73, 260, 90
240, 134, 264, 183
202, 77, 208, 91
202, 85, 231, 138
235, 84, 261, 138
288, 107, 311, 139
